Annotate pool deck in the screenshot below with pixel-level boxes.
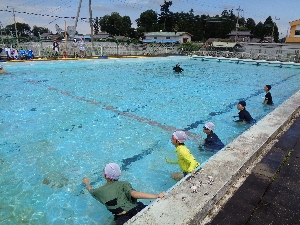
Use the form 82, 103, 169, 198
206, 108, 300, 224
126, 90, 300, 225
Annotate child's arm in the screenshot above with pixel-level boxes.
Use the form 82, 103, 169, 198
131, 191, 165, 199
82, 177, 92, 191
165, 157, 178, 164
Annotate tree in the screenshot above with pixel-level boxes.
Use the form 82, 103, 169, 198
93, 17, 100, 35
263, 16, 274, 37
136, 10, 158, 32
158, 0, 173, 31
273, 24, 279, 43
253, 22, 264, 40
238, 17, 246, 29
121, 16, 132, 37
246, 18, 256, 31
5, 23, 31, 37
99, 12, 132, 37
203, 11, 235, 40
32, 26, 50, 37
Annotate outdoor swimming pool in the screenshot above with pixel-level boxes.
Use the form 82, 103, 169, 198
1, 57, 300, 224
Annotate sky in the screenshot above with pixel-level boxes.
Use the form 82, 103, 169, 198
0, 0, 299, 38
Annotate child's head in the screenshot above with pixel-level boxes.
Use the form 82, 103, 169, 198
264, 85, 271, 92
203, 122, 215, 134
171, 130, 187, 146
237, 101, 246, 110
103, 163, 121, 181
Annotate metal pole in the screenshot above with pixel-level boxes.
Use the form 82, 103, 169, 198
64, 20, 68, 52
38, 32, 42, 57
7, 6, 19, 48
74, 0, 82, 33
89, 0, 95, 56
235, 6, 242, 43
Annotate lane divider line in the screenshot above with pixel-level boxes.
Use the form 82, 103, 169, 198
27, 79, 202, 142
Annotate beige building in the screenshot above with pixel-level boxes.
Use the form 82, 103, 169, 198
227, 30, 252, 42
286, 19, 300, 43
142, 31, 192, 44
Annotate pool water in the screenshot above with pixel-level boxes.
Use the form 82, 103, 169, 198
0, 57, 300, 224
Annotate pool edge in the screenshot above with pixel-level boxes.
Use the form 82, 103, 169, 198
126, 90, 300, 225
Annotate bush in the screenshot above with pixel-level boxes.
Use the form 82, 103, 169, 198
179, 42, 202, 51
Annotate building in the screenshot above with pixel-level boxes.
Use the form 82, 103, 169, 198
142, 31, 192, 44
207, 42, 245, 52
93, 32, 111, 40
74, 35, 91, 41
227, 30, 252, 42
286, 19, 300, 43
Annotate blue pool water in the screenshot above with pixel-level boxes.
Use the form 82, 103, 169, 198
0, 57, 300, 224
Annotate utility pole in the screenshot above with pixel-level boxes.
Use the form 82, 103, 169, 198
0, 22, 3, 44
235, 6, 243, 43
272, 17, 280, 42
88, 0, 95, 55
7, 6, 19, 48
74, 0, 82, 33
74, 0, 95, 56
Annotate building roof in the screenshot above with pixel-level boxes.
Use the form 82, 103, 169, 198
74, 35, 91, 39
144, 32, 192, 37
290, 19, 300, 26
228, 31, 252, 36
142, 39, 179, 43
212, 42, 238, 48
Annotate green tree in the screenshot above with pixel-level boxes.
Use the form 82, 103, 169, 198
263, 16, 274, 37
136, 10, 158, 32
32, 26, 50, 37
253, 21, 264, 40
158, 0, 173, 31
203, 12, 235, 40
93, 17, 100, 35
5, 23, 31, 37
121, 16, 132, 37
246, 18, 256, 31
273, 24, 279, 42
99, 12, 132, 37
173, 10, 206, 42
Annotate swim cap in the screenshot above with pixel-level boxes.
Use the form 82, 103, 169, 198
172, 130, 187, 143
204, 122, 215, 131
266, 85, 271, 90
238, 101, 246, 107
104, 163, 121, 180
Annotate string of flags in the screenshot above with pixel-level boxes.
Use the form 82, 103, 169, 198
0, 9, 91, 21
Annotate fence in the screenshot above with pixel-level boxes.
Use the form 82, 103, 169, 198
1, 41, 299, 62
0, 41, 182, 58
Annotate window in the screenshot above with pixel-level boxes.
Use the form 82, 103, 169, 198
154, 37, 157, 39
166, 37, 170, 39
295, 30, 300, 35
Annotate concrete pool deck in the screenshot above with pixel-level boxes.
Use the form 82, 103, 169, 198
127, 90, 300, 225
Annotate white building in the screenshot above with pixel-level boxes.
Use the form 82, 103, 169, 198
142, 31, 192, 44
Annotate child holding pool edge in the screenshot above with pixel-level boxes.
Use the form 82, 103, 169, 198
82, 163, 165, 225
233, 100, 256, 124
200, 122, 224, 152
166, 130, 200, 181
